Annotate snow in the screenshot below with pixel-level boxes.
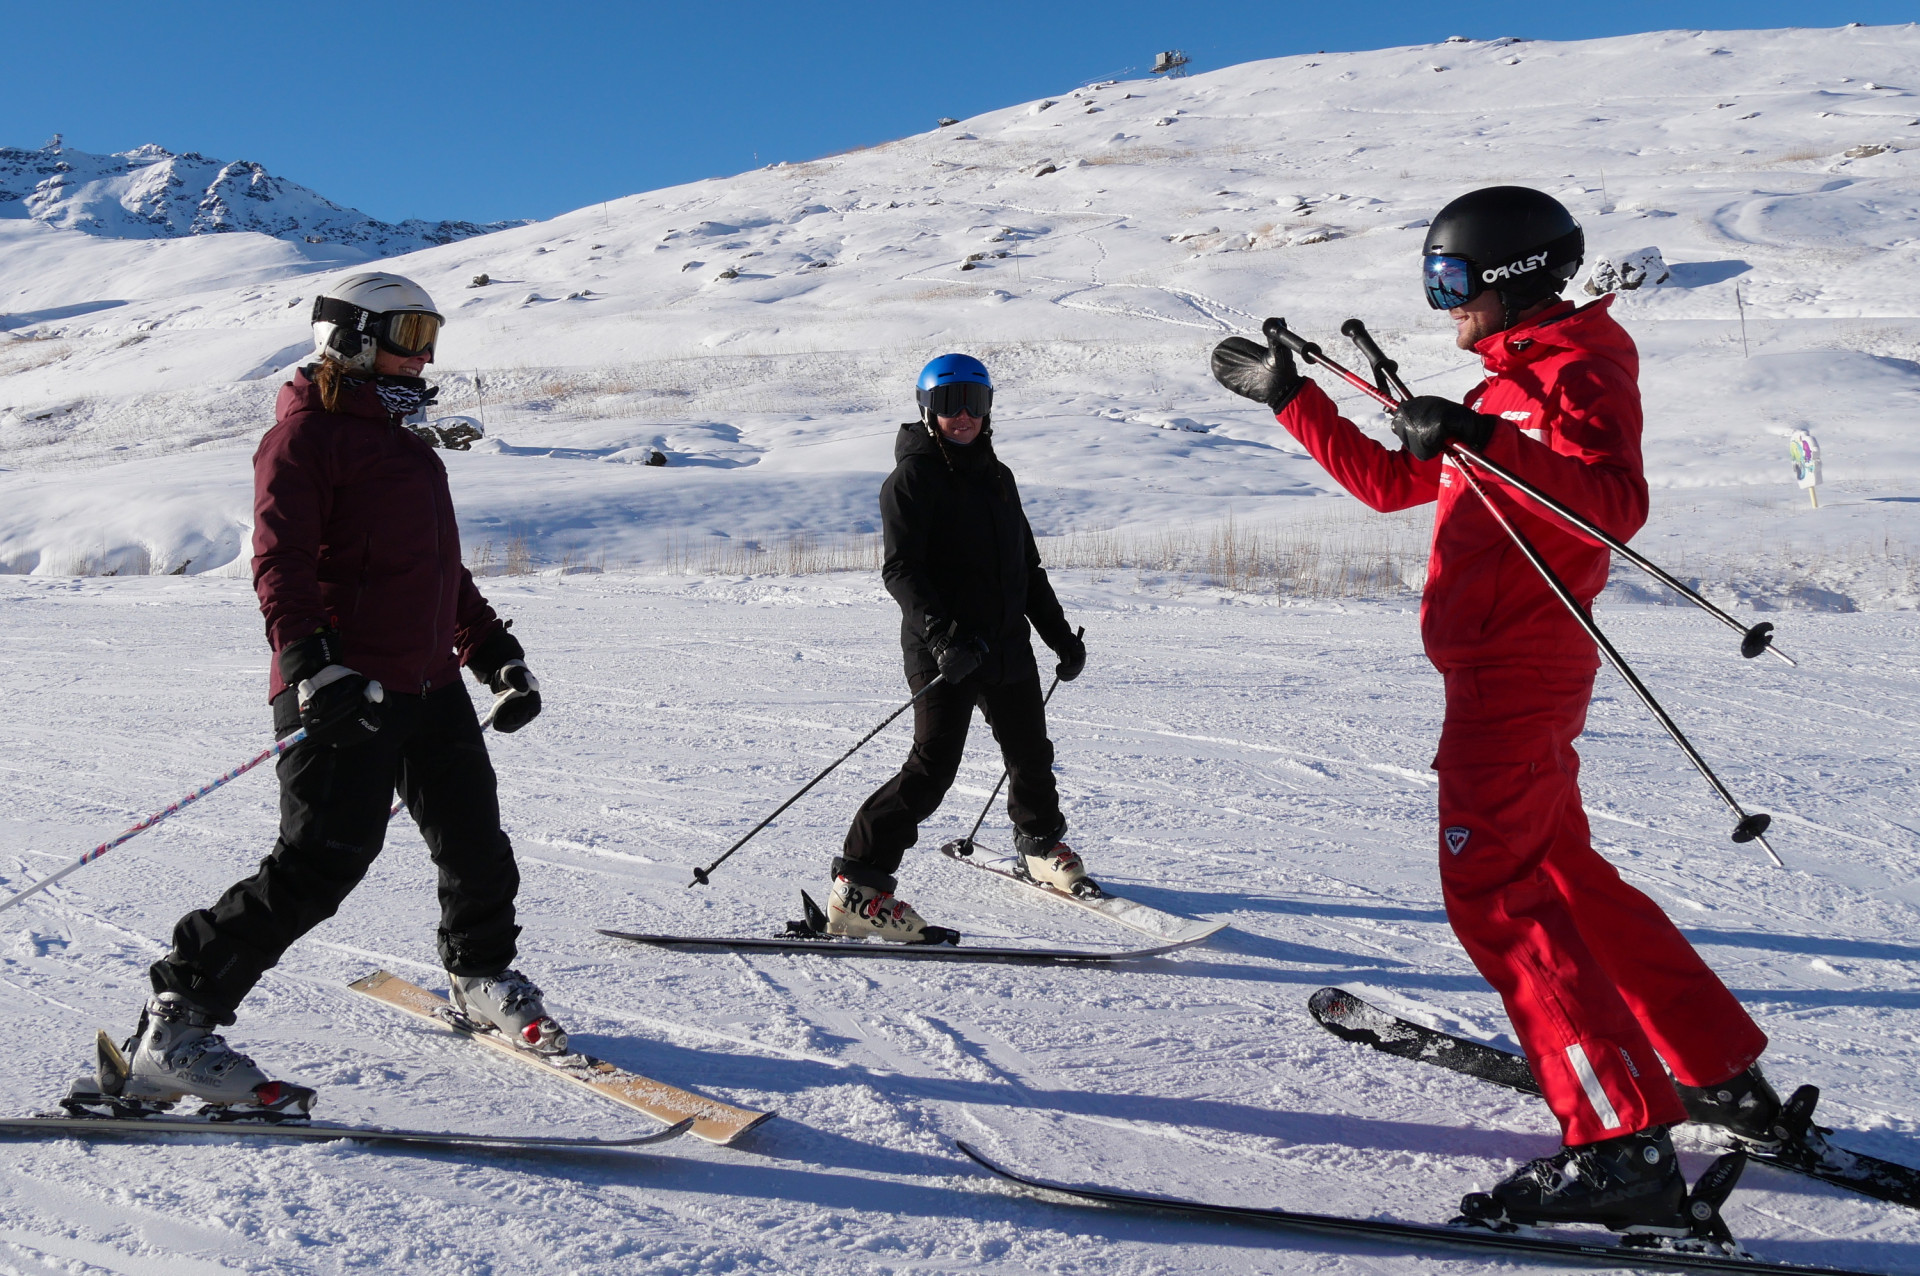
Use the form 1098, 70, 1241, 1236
4, 573, 1920, 1272
0, 25, 1916, 607
0, 141, 527, 256
2, 21, 1920, 1274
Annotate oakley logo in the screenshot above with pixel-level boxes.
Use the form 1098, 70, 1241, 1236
1481, 250, 1550, 283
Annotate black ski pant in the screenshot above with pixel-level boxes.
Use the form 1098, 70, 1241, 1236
150, 682, 520, 1020
837, 670, 1062, 886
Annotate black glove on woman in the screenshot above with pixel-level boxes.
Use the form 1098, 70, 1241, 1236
279, 629, 384, 748
468, 625, 543, 733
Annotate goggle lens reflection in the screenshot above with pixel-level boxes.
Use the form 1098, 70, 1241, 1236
382, 312, 442, 355
1422, 254, 1477, 311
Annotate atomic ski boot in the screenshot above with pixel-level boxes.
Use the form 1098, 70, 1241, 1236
68, 992, 315, 1118
1676, 1064, 1788, 1147
448, 968, 569, 1054
1013, 830, 1097, 897
826, 874, 952, 943
1458, 1126, 1689, 1234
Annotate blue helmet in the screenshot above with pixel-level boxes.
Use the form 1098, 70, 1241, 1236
915, 353, 993, 424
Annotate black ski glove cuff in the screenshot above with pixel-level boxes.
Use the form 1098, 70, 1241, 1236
1391, 396, 1497, 462
1211, 332, 1306, 414
466, 625, 526, 687
277, 628, 345, 689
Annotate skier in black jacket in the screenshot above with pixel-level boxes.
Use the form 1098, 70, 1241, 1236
828, 354, 1089, 941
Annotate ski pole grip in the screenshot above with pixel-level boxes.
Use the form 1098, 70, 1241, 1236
1340, 318, 1397, 373
1263, 317, 1323, 364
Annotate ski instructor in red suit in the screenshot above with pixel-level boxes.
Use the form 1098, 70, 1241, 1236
1212, 187, 1785, 1235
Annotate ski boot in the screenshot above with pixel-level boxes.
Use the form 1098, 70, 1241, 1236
65, 993, 315, 1119
1458, 1126, 1689, 1235
448, 969, 569, 1055
825, 874, 957, 944
1013, 830, 1098, 898
1676, 1064, 1789, 1148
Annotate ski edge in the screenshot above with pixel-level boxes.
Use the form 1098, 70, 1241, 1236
939, 843, 1227, 945
953, 1141, 1896, 1276
0, 1114, 694, 1151
595, 929, 1211, 963
347, 969, 774, 1146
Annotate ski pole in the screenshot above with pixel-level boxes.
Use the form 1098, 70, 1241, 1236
948, 667, 1068, 858
1343, 317, 1790, 665
1270, 318, 1794, 666
0, 729, 310, 916
689, 674, 948, 887
1452, 457, 1783, 866
1269, 317, 1783, 865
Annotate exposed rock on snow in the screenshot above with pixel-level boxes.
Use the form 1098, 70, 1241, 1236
1584, 246, 1672, 294
0, 141, 525, 254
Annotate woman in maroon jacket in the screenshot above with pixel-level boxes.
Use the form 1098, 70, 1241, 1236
104, 272, 560, 1114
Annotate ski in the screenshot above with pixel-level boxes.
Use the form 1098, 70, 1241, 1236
1, 1111, 692, 1154
348, 970, 773, 1146
598, 927, 1211, 964
1309, 987, 1920, 1211
938, 840, 1227, 946
956, 1140, 1892, 1276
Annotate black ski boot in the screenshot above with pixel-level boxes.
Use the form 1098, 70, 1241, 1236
1676, 1065, 1788, 1147
1459, 1126, 1687, 1234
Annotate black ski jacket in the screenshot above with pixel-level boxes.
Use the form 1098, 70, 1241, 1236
880, 421, 1072, 685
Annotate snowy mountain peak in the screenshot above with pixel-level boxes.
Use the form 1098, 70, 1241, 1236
0, 140, 524, 255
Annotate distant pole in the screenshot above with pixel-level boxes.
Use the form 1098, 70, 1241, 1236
474, 372, 488, 429
1735, 286, 1750, 358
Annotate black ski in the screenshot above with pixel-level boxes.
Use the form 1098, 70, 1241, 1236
598, 928, 1210, 964
3, 1111, 693, 1154
1309, 987, 1920, 1211
598, 887, 1212, 964
957, 1141, 1892, 1276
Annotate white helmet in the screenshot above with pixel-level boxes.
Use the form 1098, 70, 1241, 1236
310, 271, 444, 375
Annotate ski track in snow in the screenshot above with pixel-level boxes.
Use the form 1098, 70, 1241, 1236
0, 572, 1917, 1273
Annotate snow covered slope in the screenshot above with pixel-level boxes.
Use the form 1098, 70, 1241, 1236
0, 140, 525, 253
3, 574, 1919, 1274
1, 25, 1918, 607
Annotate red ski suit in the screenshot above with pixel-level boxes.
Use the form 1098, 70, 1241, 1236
1275, 297, 1766, 1145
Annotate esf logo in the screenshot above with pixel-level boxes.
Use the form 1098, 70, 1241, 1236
1482, 251, 1550, 283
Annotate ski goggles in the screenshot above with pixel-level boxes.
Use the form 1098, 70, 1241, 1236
922, 381, 992, 420
378, 310, 443, 357
312, 297, 444, 356
1422, 253, 1479, 311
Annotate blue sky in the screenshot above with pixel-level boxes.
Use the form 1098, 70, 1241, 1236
8, 1, 1915, 225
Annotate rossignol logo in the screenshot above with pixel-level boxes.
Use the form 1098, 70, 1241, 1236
1481, 250, 1550, 283
1444, 826, 1471, 855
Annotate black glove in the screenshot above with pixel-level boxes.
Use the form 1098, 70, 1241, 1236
1211, 326, 1306, 413
1051, 629, 1086, 682
1391, 396, 1497, 462
468, 625, 543, 733
279, 629, 384, 748
927, 622, 987, 684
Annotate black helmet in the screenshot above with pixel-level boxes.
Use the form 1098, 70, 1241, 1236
1421, 186, 1583, 317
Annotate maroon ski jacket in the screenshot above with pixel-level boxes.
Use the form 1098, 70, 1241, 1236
252, 368, 500, 701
